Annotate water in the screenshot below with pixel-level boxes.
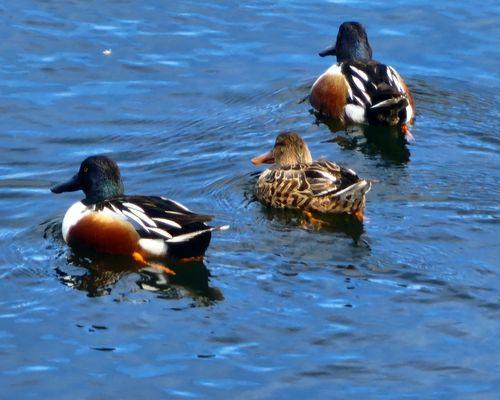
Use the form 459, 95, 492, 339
1, 1, 499, 398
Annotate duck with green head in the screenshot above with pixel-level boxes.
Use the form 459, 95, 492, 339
252, 132, 371, 221
310, 21, 415, 140
51, 155, 228, 263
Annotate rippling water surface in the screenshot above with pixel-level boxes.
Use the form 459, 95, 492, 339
1, 1, 499, 398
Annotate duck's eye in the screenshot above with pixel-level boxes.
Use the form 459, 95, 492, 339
83, 166, 89, 173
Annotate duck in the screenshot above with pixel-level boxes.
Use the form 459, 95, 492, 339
251, 132, 371, 221
310, 21, 415, 140
51, 155, 228, 265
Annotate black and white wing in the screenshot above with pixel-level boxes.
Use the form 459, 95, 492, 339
97, 196, 226, 244
341, 60, 412, 126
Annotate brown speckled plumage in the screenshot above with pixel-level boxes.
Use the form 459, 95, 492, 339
252, 132, 371, 216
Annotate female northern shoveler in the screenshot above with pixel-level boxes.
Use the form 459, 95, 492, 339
51, 156, 228, 264
310, 21, 415, 140
251, 132, 371, 221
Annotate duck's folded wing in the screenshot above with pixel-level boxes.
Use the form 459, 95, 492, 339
305, 160, 360, 197
257, 166, 311, 201
98, 196, 214, 241
342, 60, 408, 109
260, 162, 344, 198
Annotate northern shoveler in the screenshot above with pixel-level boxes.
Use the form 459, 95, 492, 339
310, 21, 415, 140
51, 156, 228, 264
251, 132, 371, 221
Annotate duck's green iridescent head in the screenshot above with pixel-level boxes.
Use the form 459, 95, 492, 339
51, 155, 124, 203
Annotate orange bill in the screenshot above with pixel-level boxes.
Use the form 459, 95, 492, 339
251, 150, 275, 166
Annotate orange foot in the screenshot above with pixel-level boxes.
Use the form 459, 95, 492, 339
149, 263, 176, 276
302, 211, 329, 229
354, 209, 365, 222
132, 251, 148, 265
132, 251, 176, 276
401, 123, 415, 142
178, 256, 204, 263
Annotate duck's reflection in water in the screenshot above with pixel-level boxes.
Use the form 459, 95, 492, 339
313, 112, 411, 164
55, 250, 223, 303
260, 205, 366, 245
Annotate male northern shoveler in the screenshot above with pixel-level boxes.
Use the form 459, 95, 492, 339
251, 132, 371, 221
51, 156, 228, 265
310, 21, 415, 140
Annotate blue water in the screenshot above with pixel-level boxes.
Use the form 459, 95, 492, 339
1, 1, 499, 398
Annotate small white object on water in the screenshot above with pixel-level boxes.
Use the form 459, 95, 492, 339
102, 49, 112, 56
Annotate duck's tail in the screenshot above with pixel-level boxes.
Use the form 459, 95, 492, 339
333, 179, 372, 198
329, 180, 372, 214
166, 225, 229, 244
366, 92, 410, 127
166, 224, 229, 259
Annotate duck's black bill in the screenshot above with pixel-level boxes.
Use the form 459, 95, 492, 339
319, 44, 336, 57
51, 174, 81, 193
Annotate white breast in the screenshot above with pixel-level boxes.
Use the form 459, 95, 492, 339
61, 201, 131, 243
311, 63, 343, 92
61, 201, 90, 243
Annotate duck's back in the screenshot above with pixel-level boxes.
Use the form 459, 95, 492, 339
255, 160, 370, 214
310, 60, 415, 127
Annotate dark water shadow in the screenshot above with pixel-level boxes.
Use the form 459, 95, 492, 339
54, 250, 223, 304
43, 219, 222, 303
245, 171, 367, 245
313, 111, 411, 164
259, 204, 366, 245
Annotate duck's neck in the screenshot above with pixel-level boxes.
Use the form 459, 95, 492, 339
84, 180, 124, 204
336, 41, 372, 62
278, 148, 313, 166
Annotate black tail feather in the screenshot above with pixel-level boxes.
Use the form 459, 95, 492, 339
366, 91, 409, 126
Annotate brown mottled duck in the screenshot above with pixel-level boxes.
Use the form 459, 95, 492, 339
251, 132, 371, 221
